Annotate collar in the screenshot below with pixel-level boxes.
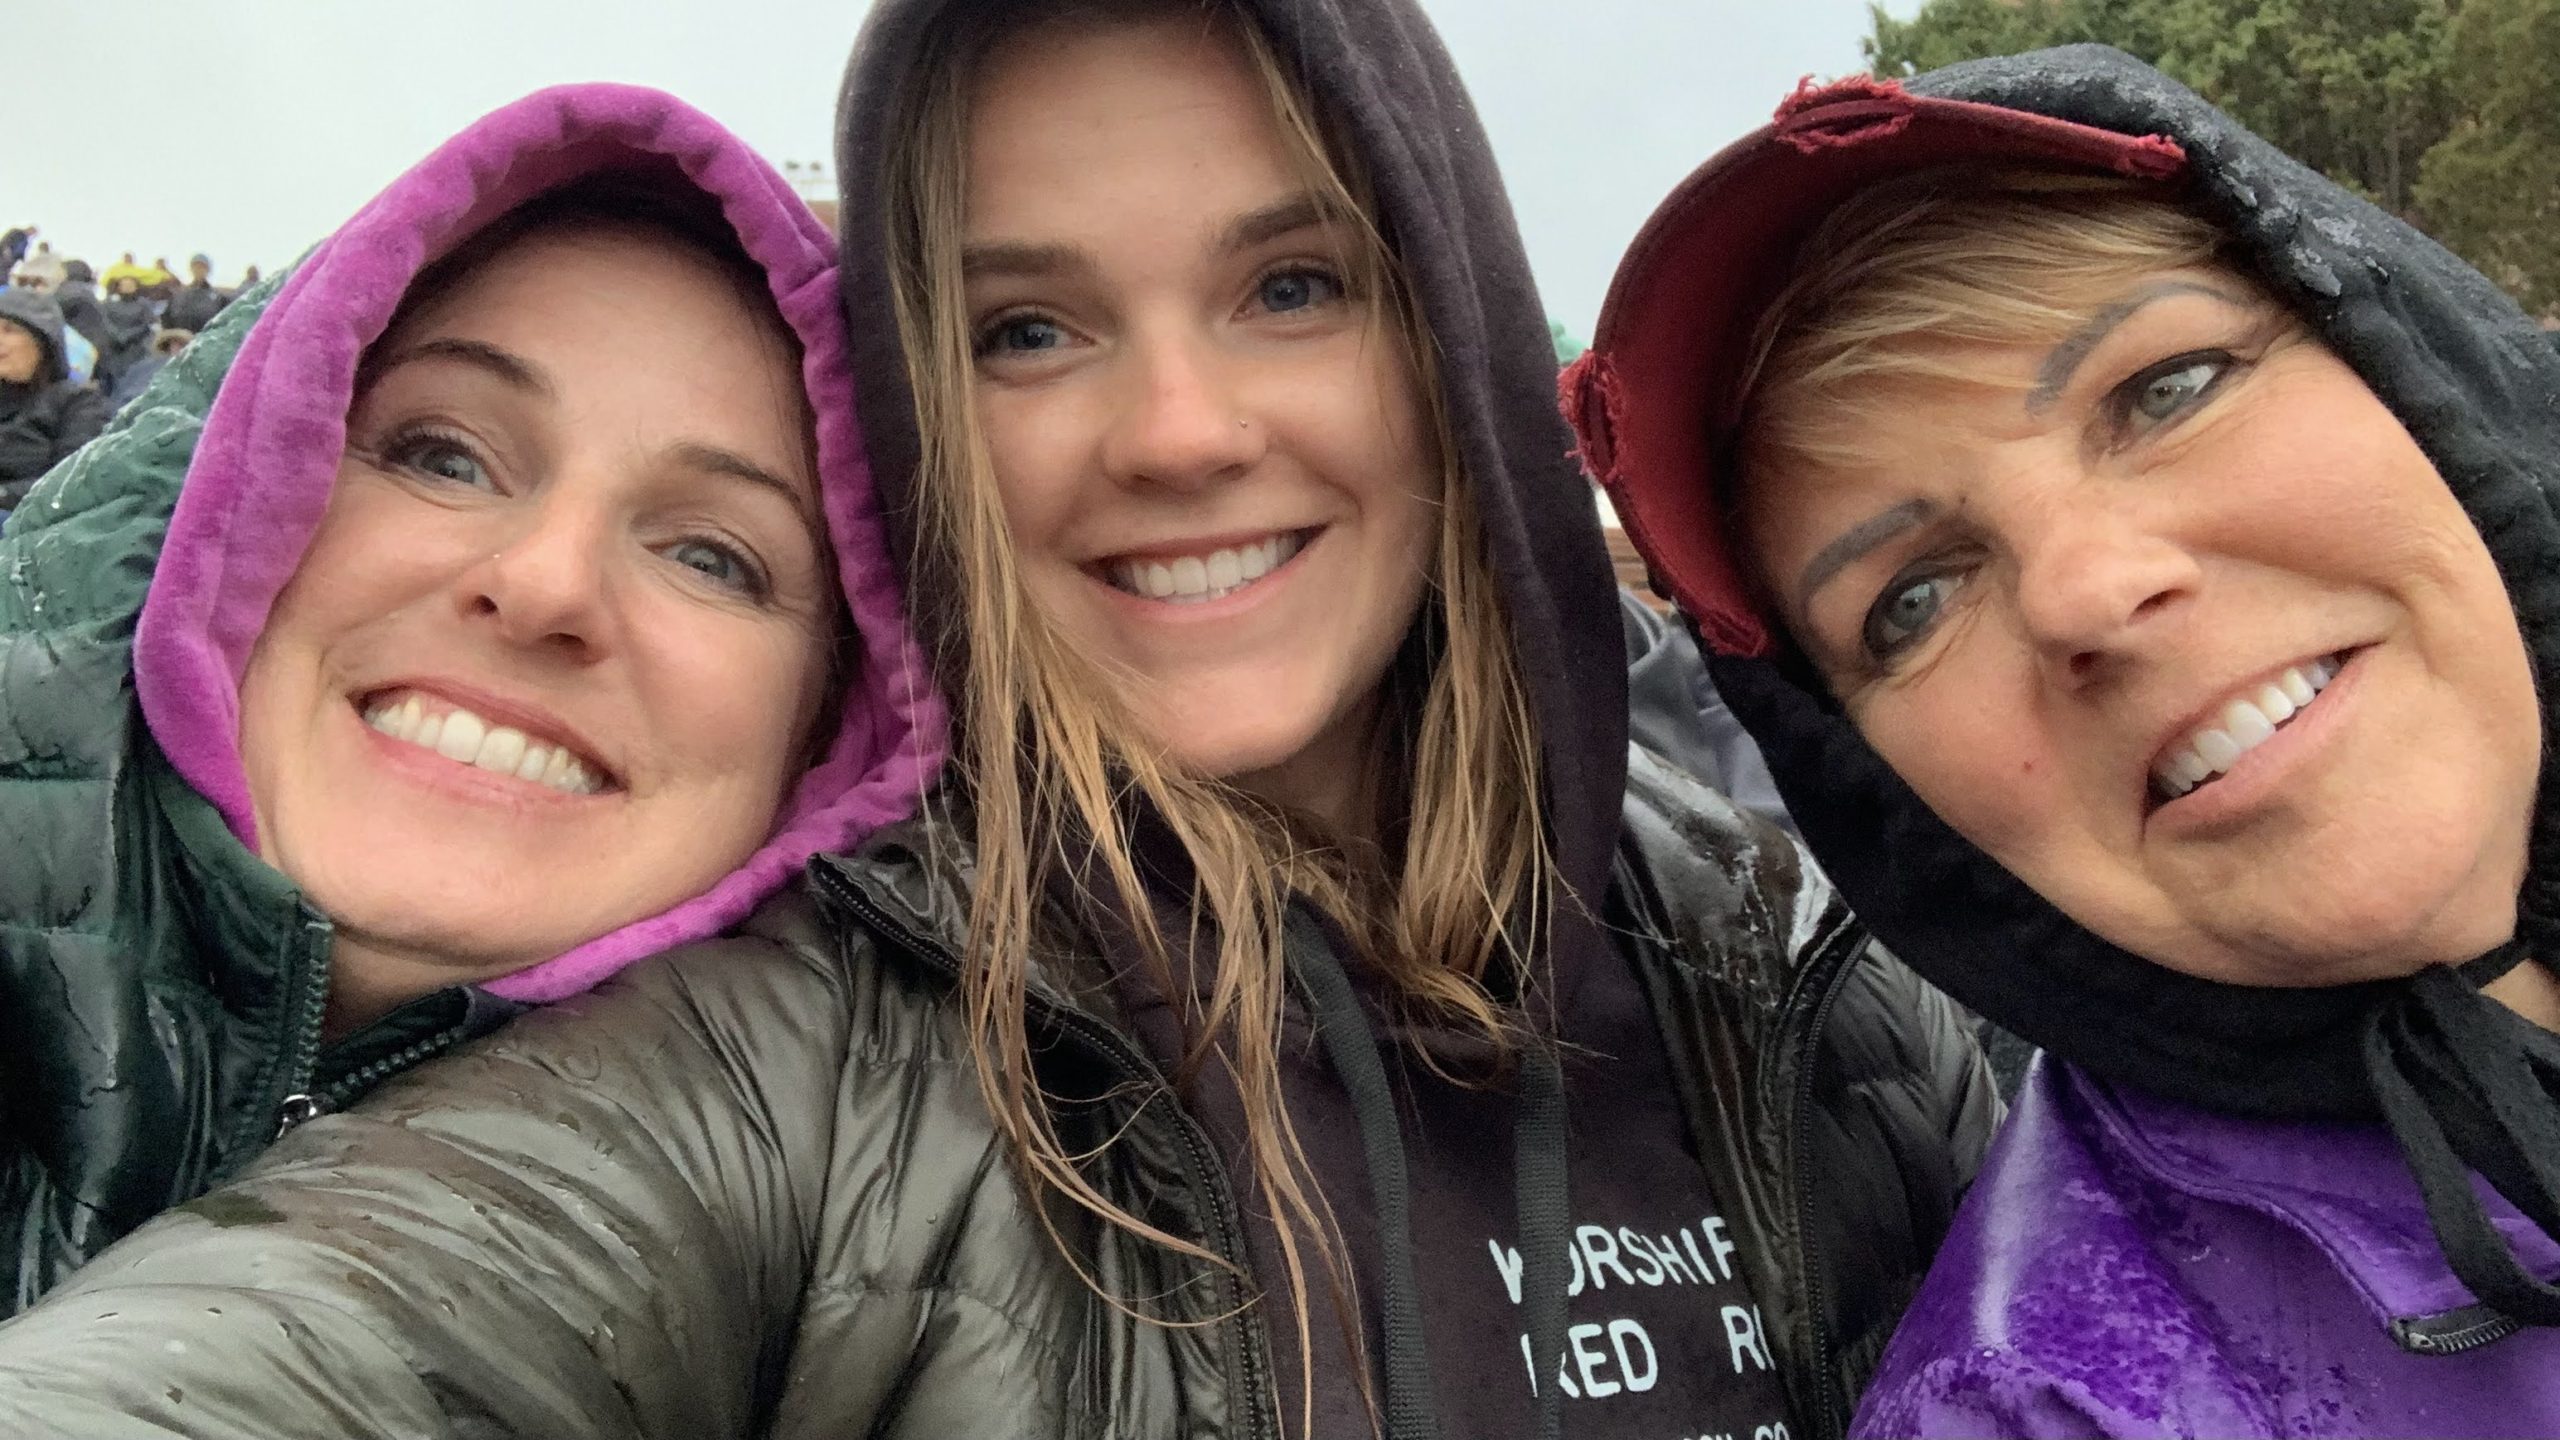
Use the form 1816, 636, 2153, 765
2072, 1059, 2560, 1331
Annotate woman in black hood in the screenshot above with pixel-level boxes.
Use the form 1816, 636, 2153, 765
0, 3, 1992, 1438
1572, 46, 2560, 1437
0, 288, 106, 510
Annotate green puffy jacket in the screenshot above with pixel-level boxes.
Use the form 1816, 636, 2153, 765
0, 749, 1997, 1439
0, 277, 526, 1313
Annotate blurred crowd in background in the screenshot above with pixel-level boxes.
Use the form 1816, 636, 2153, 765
0, 224, 261, 511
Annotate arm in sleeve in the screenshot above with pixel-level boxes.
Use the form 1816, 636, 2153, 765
47, 385, 108, 465
0, 933, 853, 1440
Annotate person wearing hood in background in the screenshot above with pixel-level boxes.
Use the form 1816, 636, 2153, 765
0, 289, 106, 511
0, 82, 941, 1317
94, 271, 156, 394
0, 227, 32, 275
162, 254, 226, 335
1570, 47, 2560, 1438
0, 2, 1990, 1437
51, 259, 109, 358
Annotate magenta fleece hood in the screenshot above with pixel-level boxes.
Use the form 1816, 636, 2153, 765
131, 84, 947, 1003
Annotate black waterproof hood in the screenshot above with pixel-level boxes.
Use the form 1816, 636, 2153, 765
1580, 44, 2560, 1328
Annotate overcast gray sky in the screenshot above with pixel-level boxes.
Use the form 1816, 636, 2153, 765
11, 0, 1918, 337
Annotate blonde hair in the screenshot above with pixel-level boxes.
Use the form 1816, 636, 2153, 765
884, 0, 1557, 1430
1739, 166, 2239, 479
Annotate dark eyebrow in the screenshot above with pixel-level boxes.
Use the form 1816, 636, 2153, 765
2027, 279, 2251, 413
961, 239, 1088, 281
369, 336, 555, 400
1218, 195, 1328, 254
1791, 497, 1936, 633
959, 195, 1331, 282
670, 441, 813, 518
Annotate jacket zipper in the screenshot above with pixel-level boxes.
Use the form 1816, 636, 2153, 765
1783, 913, 1869, 1440
256, 915, 336, 1149
811, 859, 1281, 1440
274, 1022, 479, 1138
2392, 1304, 2525, 1356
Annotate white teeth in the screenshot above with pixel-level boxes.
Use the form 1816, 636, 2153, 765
435, 709, 486, 763
2221, 700, 2275, 748
2151, 657, 2344, 801
358, 691, 605, 796
2191, 728, 2243, 772
1108, 533, 1305, 604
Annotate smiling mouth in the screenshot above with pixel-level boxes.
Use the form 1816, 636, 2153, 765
358, 690, 616, 796
2149, 651, 2353, 805
1102, 530, 1309, 605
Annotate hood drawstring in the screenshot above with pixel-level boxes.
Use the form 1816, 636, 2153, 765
1515, 1043, 1570, 1440
2367, 948, 2560, 1324
1286, 909, 1573, 1440
1289, 909, 1440, 1440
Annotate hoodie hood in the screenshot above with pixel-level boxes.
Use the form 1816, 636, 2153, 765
834, 6, 1622, 1436
131, 83, 948, 1003
1576, 46, 2560, 1324
834, 0, 1627, 921
0, 290, 68, 388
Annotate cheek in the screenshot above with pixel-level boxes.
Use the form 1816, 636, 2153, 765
977, 394, 1082, 555
655, 614, 831, 783
1857, 676, 2065, 859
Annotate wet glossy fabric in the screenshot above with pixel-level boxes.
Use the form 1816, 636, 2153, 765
0, 751, 1996, 1439
0, 83, 943, 1314
1855, 1058, 2560, 1438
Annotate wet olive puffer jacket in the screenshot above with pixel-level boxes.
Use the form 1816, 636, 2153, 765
0, 747, 1994, 1440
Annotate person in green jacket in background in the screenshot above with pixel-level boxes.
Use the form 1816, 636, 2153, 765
0, 83, 943, 1313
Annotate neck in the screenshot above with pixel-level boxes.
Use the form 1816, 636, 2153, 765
320, 932, 491, 1042
1231, 695, 1389, 844
2483, 956, 2560, 1036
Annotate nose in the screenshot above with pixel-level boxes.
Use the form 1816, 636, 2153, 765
1098, 326, 1267, 492
460, 495, 618, 662
2011, 501, 2199, 685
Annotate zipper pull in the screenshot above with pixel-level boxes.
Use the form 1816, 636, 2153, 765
273, 1092, 329, 1139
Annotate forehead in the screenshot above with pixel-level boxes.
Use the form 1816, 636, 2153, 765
963, 16, 1294, 236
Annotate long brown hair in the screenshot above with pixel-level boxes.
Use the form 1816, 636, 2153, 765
885, 0, 1558, 1428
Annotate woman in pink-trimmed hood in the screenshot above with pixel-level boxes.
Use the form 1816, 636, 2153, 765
0, 82, 943, 1312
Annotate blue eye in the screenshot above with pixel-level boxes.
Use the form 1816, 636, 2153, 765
975, 314, 1067, 358
1862, 571, 1965, 661
666, 537, 769, 600
1256, 267, 1343, 315
2121, 353, 2230, 428
385, 430, 494, 490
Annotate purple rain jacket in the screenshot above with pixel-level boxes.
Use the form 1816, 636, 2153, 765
1852, 1056, 2560, 1437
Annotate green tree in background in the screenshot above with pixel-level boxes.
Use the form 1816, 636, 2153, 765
1549, 317, 1586, 366
1863, 0, 2560, 313
2414, 0, 2560, 313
